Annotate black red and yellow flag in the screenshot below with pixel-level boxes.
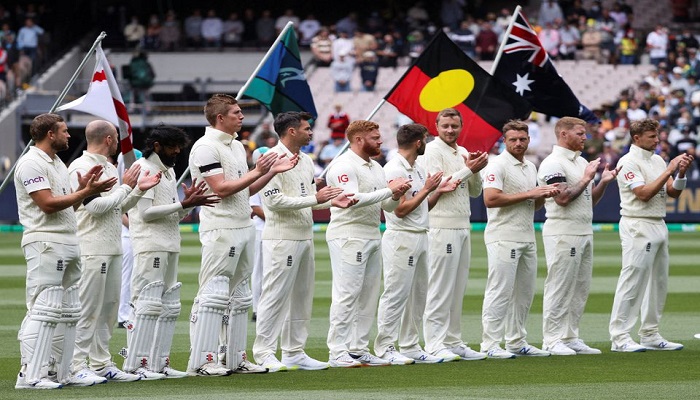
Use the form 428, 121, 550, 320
385, 31, 531, 152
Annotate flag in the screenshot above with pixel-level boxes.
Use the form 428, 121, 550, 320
385, 30, 531, 152
240, 27, 317, 119
493, 8, 599, 123
57, 43, 135, 166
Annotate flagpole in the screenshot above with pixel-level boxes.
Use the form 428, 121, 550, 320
175, 21, 297, 187
0, 31, 108, 195
317, 99, 387, 180
490, 5, 520, 75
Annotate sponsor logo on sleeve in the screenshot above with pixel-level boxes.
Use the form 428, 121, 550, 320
624, 171, 635, 181
23, 176, 45, 186
338, 174, 349, 183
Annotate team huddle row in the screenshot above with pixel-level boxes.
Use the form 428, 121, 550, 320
13, 94, 693, 389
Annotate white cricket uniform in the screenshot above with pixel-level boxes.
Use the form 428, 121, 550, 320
250, 193, 264, 314
68, 151, 143, 371
538, 145, 594, 349
130, 153, 187, 300
374, 154, 429, 357
189, 127, 255, 297
325, 149, 399, 358
480, 151, 538, 352
609, 144, 671, 345
420, 137, 482, 354
118, 225, 133, 323
252, 142, 329, 361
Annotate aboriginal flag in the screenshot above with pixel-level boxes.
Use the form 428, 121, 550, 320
385, 30, 531, 152
492, 8, 598, 123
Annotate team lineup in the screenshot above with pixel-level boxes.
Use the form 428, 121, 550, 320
12, 93, 693, 389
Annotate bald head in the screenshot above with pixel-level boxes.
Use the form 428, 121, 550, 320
85, 120, 118, 156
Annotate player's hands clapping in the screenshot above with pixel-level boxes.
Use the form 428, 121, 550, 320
529, 184, 561, 199
271, 153, 299, 173
77, 165, 118, 195
436, 176, 461, 194
315, 185, 344, 203
464, 151, 488, 174
423, 171, 444, 194
137, 170, 162, 191
181, 178, 220, 208
599, 164, 622, 184
388, 177, 412, 200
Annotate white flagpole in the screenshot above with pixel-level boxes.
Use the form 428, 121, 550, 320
490, 5, 521, 75
318, 99, 387, 179
0, 31, 108, 195
175, 21, 297, 187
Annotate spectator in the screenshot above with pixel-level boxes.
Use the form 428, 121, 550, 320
332, 30, 354, 62
184, 9, 203, 47
143, 15, 161, 51
407, 1, 430, 30
16, 17, 43, 71
407, 30, 426, 63
581, 20, 602, 61
123, 16, 145, 49
201, 9, 223, 48
319, 136, 346, 168
298, 14, 321, 46
441, 0, 465, 31
241, 8, 257, 47
275, 9, 299, 34
627, 99, 648, 122
252, 122, 278, 149
539, 22, 561, 60
328, 104, 350, 141
376, 33, 400, 68
618, 26, 637, 65
311, 27, 333, 67
222, 12, 244, 47
476, 22, 498, 61
359, 51, 379, 92
451, 20, 476, 58
608, 2, 628, 27
539, 0, 564, 27
353, 27, 377, 63
330, 51, 354, 92
256, 10, 276, 47
647, 24, 669, 66
559, 19, 580, 60
336, 12, 358, 36
126, 50, 156, 111
597, 8, 618, 64
159, 10, 181, 51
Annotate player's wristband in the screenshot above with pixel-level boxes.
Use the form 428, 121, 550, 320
672, 177, 687, 190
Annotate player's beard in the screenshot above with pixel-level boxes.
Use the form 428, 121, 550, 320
51, 139, 69, 152
158, 152, 177, 167
362, 141, 381, 158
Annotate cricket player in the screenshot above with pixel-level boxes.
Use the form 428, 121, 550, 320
14, 113, 116, 389
538, 117, 619, 356
122, 125, 219, 379
374, 123, 460, 365
325, 120, 412, 367
187, 94, 296, 376
609, 118, 692, 352
421, 108, 488, 362
69, 120, 161, 383
253, 112, 355, 372
480, 120, 559, 359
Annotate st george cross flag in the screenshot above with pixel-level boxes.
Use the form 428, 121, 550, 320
240, 27, 317, 119
492, 7, 598, 123
57, 43, 135, 166
385, 30, 531, 152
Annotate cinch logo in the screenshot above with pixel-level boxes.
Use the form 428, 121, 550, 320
624, 171, 635, 180
263, 188, 280, 197
23, 176, 45, 186
487, 174, 495, 182
338, 174, 349, 183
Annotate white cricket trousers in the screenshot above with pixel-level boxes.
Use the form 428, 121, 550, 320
72, 254, 122, 371
251, 229, 263, 313
423, 228, 472, 354
481, 241, 537, 351
118, 229, 133, 322
131, 251, 179, 303
197, 226, 255, 297
609, 217, 669, 345
542, 234, 593, 349
253, 239, 315, 361
23, 241, 81, 311
327, 238, 382, 359
374, 230, 428, 356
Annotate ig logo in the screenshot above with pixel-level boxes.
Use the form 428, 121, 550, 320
338, 174, 349, 183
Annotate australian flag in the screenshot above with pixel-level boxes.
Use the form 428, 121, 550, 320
492, 8, 598, 123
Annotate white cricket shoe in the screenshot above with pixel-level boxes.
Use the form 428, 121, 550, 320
611, 339, 646, 353
545, 341, 577, 356
449, 344, 487, 360
66, 368, 108, 386
161, 366, 188, 379
694, 333, 700, 339
507, 344, 551, 357
640, 336, 684, 351
403, 349, 444, 364
93, 364, 142, 382
15, 372, 62, 389
282, 353, 330, 370
350, 352, 391, 366
130, 367, 166, 380
329, 353, 362, 368
432, 348, 460, 362
188, 362, 233, 377
379, 346, 414, 365
563, 339, 602, 355
235, 358, 269, 374
257, 354, 288, 372
484, 347, 516, 359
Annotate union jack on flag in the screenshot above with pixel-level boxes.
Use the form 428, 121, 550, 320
493, 8, 598, 123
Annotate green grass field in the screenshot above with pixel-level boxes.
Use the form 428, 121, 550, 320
1, 230, 699, 400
